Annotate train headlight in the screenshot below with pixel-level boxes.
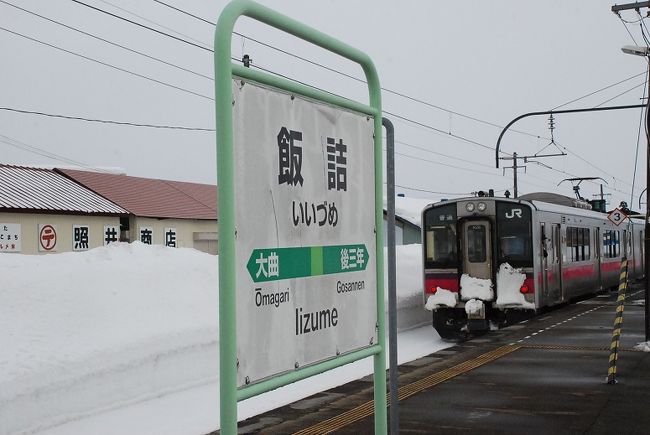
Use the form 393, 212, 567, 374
477, 202, 487, 212
465, 202, 475, 212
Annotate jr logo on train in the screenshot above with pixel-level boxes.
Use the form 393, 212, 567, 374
422, 192, 644, 339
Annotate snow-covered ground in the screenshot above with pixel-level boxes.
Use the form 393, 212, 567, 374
1, 242, 446, 435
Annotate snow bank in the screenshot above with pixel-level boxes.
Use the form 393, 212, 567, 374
495, 263, 535, 309
460, 274, 493, 301
384, 196, 436, 227
383, 243, 429, 331
424, 289, 458, 310
0, 242, 219, 435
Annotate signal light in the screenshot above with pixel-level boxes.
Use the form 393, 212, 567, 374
430, 287, 437, 294
520, 284, 529, 294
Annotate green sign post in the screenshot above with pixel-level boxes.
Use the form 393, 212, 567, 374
215, 1, 385, 433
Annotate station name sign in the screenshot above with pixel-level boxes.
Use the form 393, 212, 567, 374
233, 79, 377, 387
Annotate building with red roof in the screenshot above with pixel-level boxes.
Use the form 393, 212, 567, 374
56, 169, 218, 254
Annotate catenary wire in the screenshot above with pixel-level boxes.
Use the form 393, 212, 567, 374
70, 0, 212, 52
150, 0, 548, 140
0, 107, 215, 131
71, 0, 648, 182
98, 0, 211, 49
6, 1, 640, 197
147, 0, 650, 192
0, 19, 504, 160
0, 0, 213, 81
0, 25, 215, 101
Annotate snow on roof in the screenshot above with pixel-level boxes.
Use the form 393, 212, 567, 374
384, 196, 437, 228
0, 164, 127, 215
57, 168, 217, 220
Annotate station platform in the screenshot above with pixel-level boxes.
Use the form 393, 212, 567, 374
235, 283, 650, 434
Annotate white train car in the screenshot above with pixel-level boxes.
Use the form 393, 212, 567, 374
422, 193, 644, 338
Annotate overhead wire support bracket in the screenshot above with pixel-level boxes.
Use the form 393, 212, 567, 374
495, 104, 646, 168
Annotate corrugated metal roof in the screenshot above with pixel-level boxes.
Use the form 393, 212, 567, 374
57, 168, 217, 220
0, 164, 127, 214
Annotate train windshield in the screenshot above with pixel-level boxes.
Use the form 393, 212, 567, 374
424, 204, 458, 269
496, 202, 532, 267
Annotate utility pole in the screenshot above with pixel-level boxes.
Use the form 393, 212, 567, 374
612, 0, 650, 342
501, 152, 525, 198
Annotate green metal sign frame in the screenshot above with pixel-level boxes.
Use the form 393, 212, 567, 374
214, 1, 385, 433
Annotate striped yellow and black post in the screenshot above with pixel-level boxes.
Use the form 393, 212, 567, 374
607, 256, 628, 384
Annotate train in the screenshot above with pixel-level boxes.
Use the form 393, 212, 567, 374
421, 192, 645, 339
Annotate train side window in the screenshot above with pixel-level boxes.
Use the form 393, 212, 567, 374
603, 229, 620, 258
566, 226, 590, 262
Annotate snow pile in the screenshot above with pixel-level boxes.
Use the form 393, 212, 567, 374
0, 242, 219, 435
465, 299, 484, 316
635, 342, 650, 352
460, 274, 494, 301
424, 288, 458, 310
495, 263, 535, 309
384, 244, 423, 306
384, 196, 437, 227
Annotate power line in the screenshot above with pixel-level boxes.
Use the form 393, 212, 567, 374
630, 70, 648, 206
0, 17, 506, 158
384, 110, 506, 154
98, 0, 211, 49
551, 71, 646, 110
8, 0, 642, 195
390, 183, 474, 196
0, 0, 213, 81
0, 133, 108, 172
593, 81, 646, 108
0, 25, 214, 101
395, 140, 495, 169
0, 107, 215, 131
148, 0, 650, 191
150, 0, 549, 141
70, 0, 212, 52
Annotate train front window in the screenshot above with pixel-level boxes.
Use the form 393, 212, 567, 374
467, 225, 487, 262
424, 204, 458, 269
496, 203, 532, 267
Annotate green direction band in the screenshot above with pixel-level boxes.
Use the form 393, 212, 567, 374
246, 244, 368, 283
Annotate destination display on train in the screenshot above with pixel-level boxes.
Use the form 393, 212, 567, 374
232, 79, 377, 387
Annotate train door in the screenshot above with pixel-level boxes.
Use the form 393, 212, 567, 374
595, 227, 602, 289
540, 223, 550, 302
461, 220, 492, 280
551, 223, 562, 303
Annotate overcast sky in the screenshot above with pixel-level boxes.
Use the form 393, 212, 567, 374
1, 0, 648, 210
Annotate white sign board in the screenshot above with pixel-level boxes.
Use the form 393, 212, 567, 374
608, 208, 628, 226
0, 223, 21, 252
233, 79, 377, 387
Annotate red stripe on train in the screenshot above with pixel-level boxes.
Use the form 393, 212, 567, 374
562, 263, 596, 280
